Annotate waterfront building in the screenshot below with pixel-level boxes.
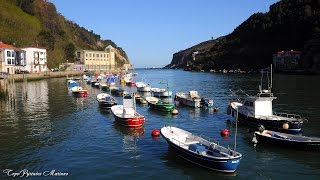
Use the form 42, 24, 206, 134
0, 42, 26, 74
22, 47, 48, 73
273, 50, 302, 72
76, 45, 115, 72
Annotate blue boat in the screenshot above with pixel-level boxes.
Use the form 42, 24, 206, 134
67, 80, 78, 90
160, 126, 242, 173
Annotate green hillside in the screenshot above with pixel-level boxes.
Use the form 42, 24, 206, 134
0, 0, 129, 68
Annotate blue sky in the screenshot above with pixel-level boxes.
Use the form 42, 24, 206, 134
50, 0, 279, 68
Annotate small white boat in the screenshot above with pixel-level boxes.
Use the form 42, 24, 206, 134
253, 127, 320, 151
135, 82, 151, 92
175, 91, 201, 108
70, 86, 88, 97
96, 93, 117, 108
151, 88, 172, 97
71, 86, 83, 93
175, 91, 214, 108
111, 93, 145, 127
161, 126, 242, 172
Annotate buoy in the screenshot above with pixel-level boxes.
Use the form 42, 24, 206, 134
172, 109, 179, 115
151, 129, 160, 137
282, 123, 289, 130
220, 129, 229, 136
214, 107, 219, 112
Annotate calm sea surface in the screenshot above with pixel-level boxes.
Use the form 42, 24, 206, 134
0, 69, 320, 179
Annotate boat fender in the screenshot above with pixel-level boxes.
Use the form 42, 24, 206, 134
151, 129, 160, 137
172, 109, 179, 115
282, 123, 289, 130
220, 129, 229, 136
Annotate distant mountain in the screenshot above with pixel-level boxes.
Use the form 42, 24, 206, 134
0, 0, 130, 68
166, 0, 320, 72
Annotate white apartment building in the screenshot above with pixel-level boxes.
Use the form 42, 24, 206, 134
0, 42, 26, 74
22, 47, 48, 73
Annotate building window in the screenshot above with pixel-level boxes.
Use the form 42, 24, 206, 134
97, 54, 99, 57
7, 58, 11, 64
86, 54, 88, 57
7, 51, 10, 57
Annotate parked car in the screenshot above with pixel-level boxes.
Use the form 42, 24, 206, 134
15, 70, 30, 74
51, 68, 59, 72
0, 72, 9, 75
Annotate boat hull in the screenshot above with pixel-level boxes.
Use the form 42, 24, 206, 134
254, 132, 320, 151
152, 91, 172, 97
148, 103, 174, 112
229, 106, 303, 133
98, 102, 117, 108
162, 136, 241, 173
113, 116, 145, 127
137, 86, 151, 92
175, 95, 200, 108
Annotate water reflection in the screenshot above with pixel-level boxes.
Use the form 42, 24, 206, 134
113, 124, 144, 159
113, 124, 144, 137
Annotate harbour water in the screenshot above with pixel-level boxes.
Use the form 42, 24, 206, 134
0, 69, 320, 179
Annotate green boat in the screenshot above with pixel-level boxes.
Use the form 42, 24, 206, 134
145, 97, 174, 112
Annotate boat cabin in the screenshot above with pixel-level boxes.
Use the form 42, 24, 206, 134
240, 91, 277, 118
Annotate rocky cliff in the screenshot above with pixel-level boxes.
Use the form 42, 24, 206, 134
166, 0, 320, 72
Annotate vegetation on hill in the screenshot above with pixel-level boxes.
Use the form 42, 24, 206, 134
166, 0, 320, 72
0, 0, 129, 68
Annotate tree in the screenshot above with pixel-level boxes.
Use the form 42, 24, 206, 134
37, 30, 55, 50
64, 43, 76, 61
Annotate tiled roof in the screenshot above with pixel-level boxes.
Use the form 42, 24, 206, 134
0, 42, 16, 49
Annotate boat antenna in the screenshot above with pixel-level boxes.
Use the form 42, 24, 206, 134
270, 64, 273, 90
160, 80, 170, 103
267, 71, 269, 91
133, 92, 136, 112
259, 70, 263, 93
234, 108, 238, 157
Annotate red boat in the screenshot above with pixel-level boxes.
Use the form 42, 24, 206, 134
126, 81, 136, 86
111, 93, 145, 127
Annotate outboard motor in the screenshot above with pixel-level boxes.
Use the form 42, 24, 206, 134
258, 124, 265, 133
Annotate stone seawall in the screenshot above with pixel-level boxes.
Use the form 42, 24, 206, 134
0, 71, 84, 96
0, 71, 84, 82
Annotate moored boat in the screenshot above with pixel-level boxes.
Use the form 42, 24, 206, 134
175, 91, 214, 108
136, 82, 151, 92
111, 93, 145, 127
151, 88, 172, 97
134, 93, 147, 104
71, 86, 88, 97
67, 80, 78, 91
160, 126, 242, 173
253, 128, 320, 151
146, 96, 174, 112
228, 66, 306, 133
111, 87, 125, 96
96, 93, 117, 108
